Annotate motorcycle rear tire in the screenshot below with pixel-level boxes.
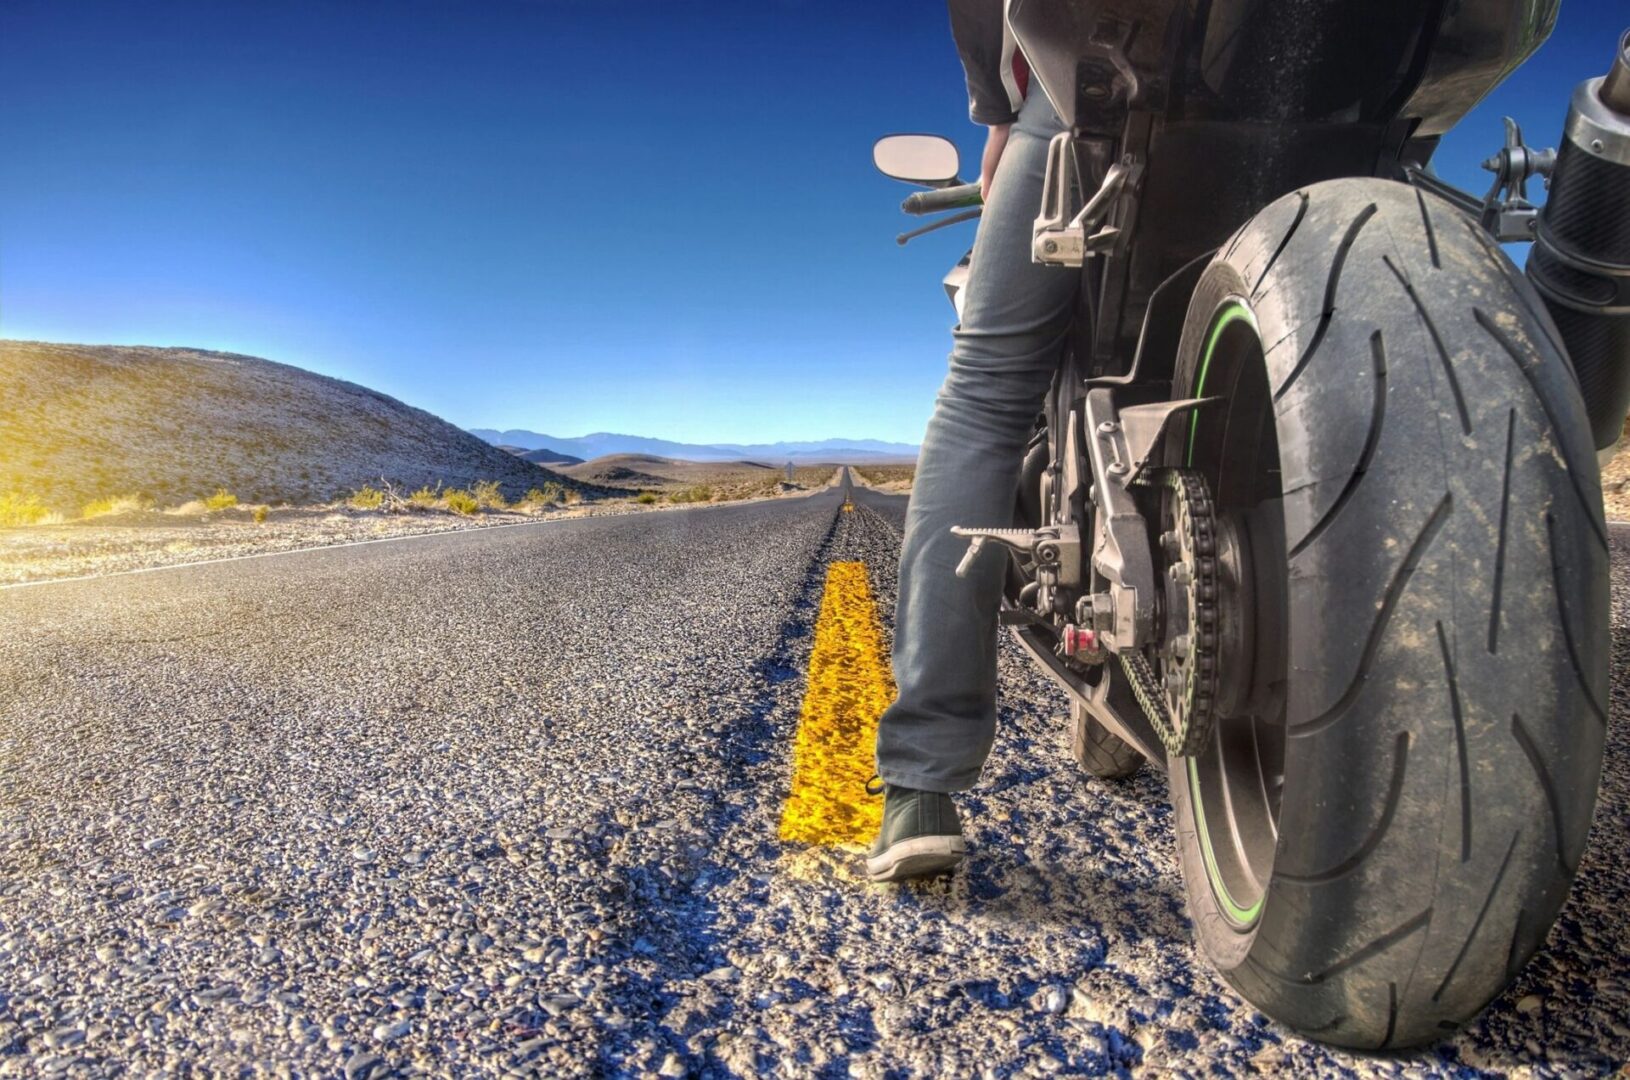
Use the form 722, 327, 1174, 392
1168, 177, 1609, 1049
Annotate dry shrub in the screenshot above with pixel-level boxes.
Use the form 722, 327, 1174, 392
253, 505, 269, 524
81, 494, 152, 519
349, 485, 385, 511
471, 480, 507, 510
517, 482, 567, 513
635, 491, 659, 505
443, 489, 479, 515
408, 485, 440, 509
0, 493, 56, 527
204, 489, 239, 511
668, 485, 714, 504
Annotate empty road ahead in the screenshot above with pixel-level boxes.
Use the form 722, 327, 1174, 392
2, 475, 1627, 1076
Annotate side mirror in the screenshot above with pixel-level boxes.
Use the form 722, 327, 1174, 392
872, 134, 960, 185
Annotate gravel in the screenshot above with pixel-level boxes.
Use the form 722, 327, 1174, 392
0, 476, 1625, 1076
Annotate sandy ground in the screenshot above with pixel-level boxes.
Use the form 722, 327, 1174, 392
853, 478, 913, 495
0, 506, 608, 586
0, 477, 843, 587
561, 458, 842, 501
1599, 440, 1630, 522
848, 466, 914, 495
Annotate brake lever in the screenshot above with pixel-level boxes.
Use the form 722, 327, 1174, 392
896, 208, 982, 246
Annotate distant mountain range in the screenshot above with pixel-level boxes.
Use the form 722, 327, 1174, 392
468, 429, 919, 464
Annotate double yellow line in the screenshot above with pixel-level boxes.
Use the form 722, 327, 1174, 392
778, 561, 893, 847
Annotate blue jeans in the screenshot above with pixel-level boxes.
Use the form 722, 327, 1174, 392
876, 89, 1074, 793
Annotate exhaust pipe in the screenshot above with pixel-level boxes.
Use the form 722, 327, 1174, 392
1527, 29, 1630, 455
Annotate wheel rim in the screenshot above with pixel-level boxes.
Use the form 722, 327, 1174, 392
1185, 297, 1287, 931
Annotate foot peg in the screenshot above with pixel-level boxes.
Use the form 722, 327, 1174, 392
950, 527, 1048, 578
950, 525, 1082, 586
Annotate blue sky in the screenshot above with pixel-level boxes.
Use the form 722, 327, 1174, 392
1, 1, 1621, 445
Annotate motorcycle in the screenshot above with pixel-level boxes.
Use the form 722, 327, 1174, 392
874, 1, 1630, 1050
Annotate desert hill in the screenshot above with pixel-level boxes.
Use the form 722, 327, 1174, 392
562, 454, 778, 488
494, 444, 583, 466
518, 447, 584, 467
470, 428, 918, 464
0, 340, 599, 511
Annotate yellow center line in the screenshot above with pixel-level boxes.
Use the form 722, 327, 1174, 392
779, 561, 893, 847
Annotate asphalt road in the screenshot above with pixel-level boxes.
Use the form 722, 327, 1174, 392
1, 473, 1627, 1076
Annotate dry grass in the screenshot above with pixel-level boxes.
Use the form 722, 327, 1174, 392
667, 484, 715, 505
793, 465, 842, 487
561, 455, 843, 506
0, 493, 60, 527
442, 489, 480, 515
348, 485, 386, 511
515, 482, 568, 513
1, 455, 833, 535
471, 480, 507, 510
81, 494, 153, 520
852, 464, 916, 486
344, 479, 529, 517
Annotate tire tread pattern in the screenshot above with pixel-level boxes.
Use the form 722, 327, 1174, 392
1383, 255, 1472, 434
1070, 705, 1143, 780
1476, 308, 1610, 551
1488, 409, 1516, 654
1286, 492, 1453, 738
1168, 178, 1609, 1050
1436, 620, 1472, 863
1285, 329, 1388, 560
1272, 202, 1376, 402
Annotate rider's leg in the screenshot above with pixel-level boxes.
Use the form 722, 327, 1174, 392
875, 90, 1074, 794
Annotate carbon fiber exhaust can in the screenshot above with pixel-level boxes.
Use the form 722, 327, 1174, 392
1526, 29, 1630, 454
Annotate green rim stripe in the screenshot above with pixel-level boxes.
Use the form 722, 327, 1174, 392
1186, 300, 1257, 467
1187, 756, 1264, 925
1186, 296, 1264, 928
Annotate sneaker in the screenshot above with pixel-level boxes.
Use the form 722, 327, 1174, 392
865, 781, 965, 882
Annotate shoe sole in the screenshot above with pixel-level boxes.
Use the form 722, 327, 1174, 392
866, 835, 966, 882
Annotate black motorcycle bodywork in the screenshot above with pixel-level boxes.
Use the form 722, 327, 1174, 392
1009, 0, 1559, 384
